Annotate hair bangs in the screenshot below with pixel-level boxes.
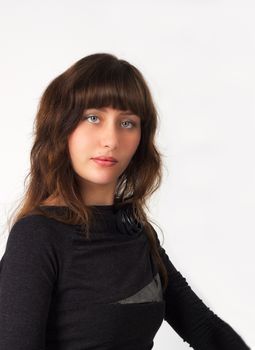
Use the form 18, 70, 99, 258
74, 62, 148, 122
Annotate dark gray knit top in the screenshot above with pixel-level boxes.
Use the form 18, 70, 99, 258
0, 204, 250, 349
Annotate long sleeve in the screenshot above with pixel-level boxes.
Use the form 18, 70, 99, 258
152, 227, 250, 349
0, 217, 58, 350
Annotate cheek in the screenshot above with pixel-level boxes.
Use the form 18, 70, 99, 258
124, 133, 141, 158
68, 131, 79, 158
68, 128, 92, 156
132, 131, 141, 150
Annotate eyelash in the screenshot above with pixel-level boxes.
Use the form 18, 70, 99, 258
82, 115, 137, 128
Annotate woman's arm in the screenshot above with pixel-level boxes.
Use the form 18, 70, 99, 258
152, 227, 251, 349
0, 217, 58, 350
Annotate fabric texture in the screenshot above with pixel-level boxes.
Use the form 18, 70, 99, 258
0, 204, 250, 349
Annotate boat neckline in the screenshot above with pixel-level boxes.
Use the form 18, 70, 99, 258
38, 204, 115, 211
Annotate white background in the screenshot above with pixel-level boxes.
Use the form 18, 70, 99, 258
0, 0, 254, 348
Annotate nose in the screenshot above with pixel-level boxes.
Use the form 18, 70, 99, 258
100, 122, 119, 149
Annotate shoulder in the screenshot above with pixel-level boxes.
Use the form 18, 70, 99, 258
1, 214, 73, 279
6, 213, 71, 255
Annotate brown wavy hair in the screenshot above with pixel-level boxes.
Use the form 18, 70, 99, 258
6, 52, 169, 291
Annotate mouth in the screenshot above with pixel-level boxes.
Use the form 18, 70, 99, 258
91, 158, 118, 167
92, 156, 118, 163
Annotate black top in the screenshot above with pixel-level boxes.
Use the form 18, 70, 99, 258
0, 204, 250, 349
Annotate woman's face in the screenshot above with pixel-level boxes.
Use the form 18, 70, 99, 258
67, 106, 141, 204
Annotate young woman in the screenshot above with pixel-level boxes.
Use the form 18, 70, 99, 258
0, 53, 250, 349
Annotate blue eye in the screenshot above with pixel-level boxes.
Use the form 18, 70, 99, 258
84, 115, 99, 123
121, 120, 136, 128
83, 115, 136, 129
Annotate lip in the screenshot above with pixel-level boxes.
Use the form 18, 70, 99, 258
92, 156, 118, 162
92, 159, 118, 167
